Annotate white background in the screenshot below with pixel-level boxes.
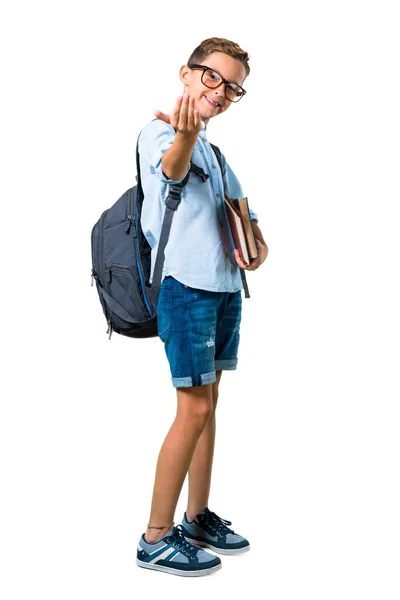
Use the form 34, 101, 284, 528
1, 1, 399, 598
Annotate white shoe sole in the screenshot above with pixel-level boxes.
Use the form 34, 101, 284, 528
184, 536, 250, 555
136, 558, 222, 577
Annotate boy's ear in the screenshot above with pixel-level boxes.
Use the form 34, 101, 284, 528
179, 64, 191, 85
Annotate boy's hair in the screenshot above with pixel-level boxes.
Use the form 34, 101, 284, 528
187, 37, 250, 77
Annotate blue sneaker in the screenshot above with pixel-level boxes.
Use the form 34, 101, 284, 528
181, 507, 250, 555
136, 524, 222, 577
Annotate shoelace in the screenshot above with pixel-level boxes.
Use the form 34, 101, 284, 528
201, 507, 235, 538
166, 524, 198, 560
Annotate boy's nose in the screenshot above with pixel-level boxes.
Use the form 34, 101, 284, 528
212, 91, 224, 103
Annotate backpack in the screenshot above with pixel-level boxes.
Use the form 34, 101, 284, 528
91, 121, 250, 339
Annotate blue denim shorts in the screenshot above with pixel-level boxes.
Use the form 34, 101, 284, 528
156, 276, 242, 388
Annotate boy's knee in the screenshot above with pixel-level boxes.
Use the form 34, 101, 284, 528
193, 400, 214, 426
177, 385, 214, 426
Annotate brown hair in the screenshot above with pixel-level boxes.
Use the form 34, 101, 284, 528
187, 37, 250, 77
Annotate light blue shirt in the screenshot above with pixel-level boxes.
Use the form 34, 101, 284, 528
138, 118, 258, 293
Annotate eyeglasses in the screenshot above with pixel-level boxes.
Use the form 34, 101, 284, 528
187, 63, 247, 103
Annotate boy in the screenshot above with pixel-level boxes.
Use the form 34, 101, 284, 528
136, 37, 268, 577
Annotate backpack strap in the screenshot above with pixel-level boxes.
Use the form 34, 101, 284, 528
151, 163, 197, 294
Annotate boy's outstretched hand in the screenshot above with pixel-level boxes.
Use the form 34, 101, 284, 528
234, 239, 268, 271
153, 94, 202, 136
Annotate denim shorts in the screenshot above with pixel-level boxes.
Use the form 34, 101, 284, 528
156, 275, 242, 388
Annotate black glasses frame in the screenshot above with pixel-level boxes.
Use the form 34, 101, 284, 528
187, 63, 247, 102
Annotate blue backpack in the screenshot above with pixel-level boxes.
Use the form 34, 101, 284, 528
91, 122, 250, 339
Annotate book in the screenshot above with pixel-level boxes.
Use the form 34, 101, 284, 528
224, 194, 259, 265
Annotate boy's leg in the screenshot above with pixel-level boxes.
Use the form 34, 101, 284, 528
184, 289, 241, 520
145, 382, 215, 543
186, 370, 222, 521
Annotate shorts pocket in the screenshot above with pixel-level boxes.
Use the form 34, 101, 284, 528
157, 283, 172, 342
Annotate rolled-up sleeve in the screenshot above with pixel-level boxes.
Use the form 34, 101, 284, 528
138, 119, 191, 185
221, 152, 258, 223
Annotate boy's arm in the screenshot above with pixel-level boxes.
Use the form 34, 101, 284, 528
234, 220, 268, 270
161, 131, 198, 181
251, 220, 267, 247
221, 151, 268, 268
154, 94, 202, 181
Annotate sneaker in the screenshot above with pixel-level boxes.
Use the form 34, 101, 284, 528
181, 507, 250, 555
136, 524, 222, 577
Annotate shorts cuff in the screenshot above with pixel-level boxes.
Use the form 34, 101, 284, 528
214, 359, 238, 370
172, 370, 217, 388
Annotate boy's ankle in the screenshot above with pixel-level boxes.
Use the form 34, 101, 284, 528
144, 529, 165, 544
185, 513, 196, 523
185, 507, 206, 523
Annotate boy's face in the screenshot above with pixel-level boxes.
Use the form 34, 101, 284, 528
179, 51, 247, 125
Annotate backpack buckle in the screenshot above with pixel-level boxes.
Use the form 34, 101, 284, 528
190, 163, 209, 182
165, 186, 182, 210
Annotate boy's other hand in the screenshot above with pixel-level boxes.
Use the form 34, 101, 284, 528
153, 94, 202, 137
234, 239, 268, 271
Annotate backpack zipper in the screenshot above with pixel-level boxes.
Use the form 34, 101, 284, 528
98, 209, 108, 284
126, 187, 133, 233
91, 223, 96, 279
98, 210, 112, 330
106, 315, 113, 339
91, 209, 107, 285
131, 215, 153, 317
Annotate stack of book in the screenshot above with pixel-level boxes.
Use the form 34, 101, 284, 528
224, 194, 259, 265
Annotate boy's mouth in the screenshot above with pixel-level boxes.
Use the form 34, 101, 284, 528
204, 95, 221, 109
